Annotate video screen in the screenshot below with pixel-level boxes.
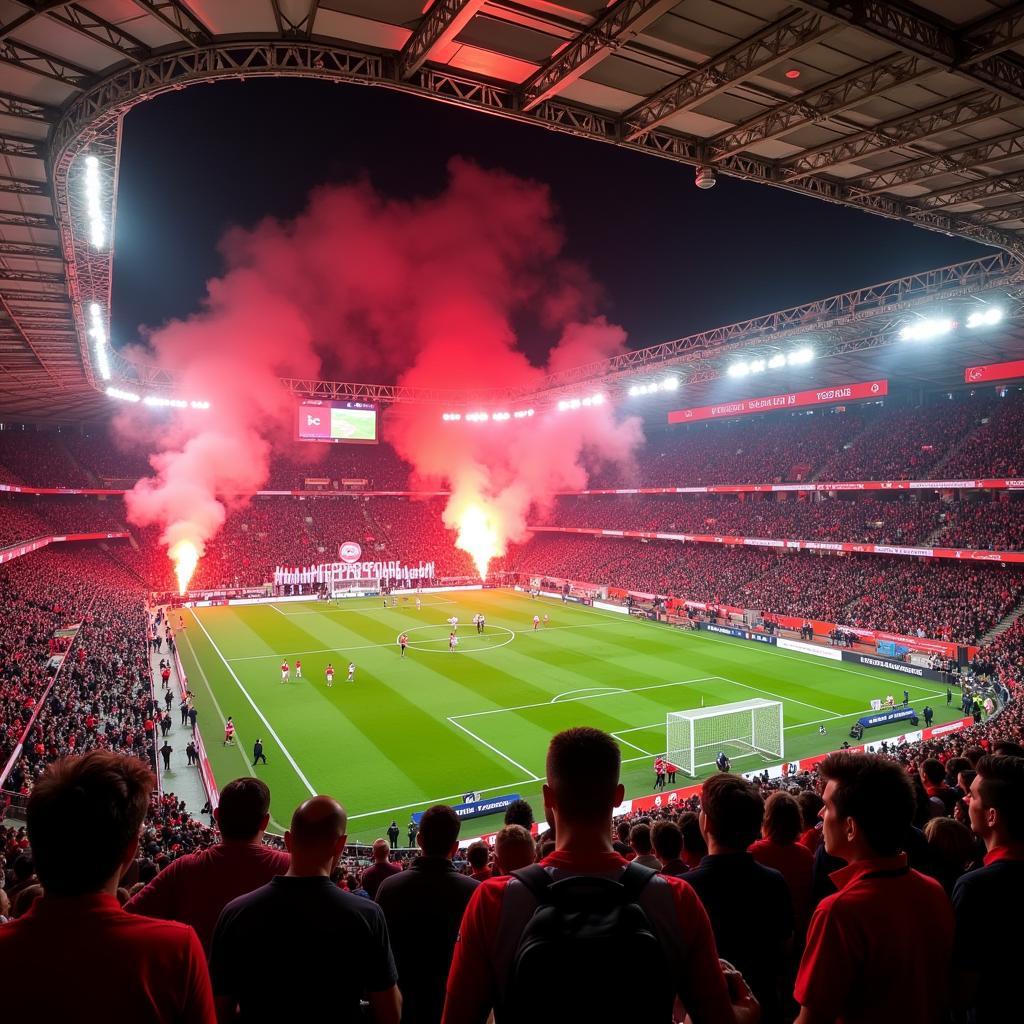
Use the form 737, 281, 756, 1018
297, 400, 378, 444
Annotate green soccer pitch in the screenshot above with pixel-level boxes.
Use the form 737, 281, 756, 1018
173, 590, 959, 843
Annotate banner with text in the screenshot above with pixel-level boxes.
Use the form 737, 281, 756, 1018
274, 559, 437, 585
668, 379, 888, 424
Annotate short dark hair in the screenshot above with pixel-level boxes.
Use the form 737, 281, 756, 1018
629, 823, 652, 855
651, 819, 682, 861
992, 741, 1024, 759
819, 752, 915, 856
920, 758, 945, 785
418, 804, 460, 856
976, 755, 1024, 841
763, 791, 802, 844
466, 840, 490, 869
217, 777, 272, 841
546, 727, 620, 820
28, 751, 153, 896
677, 811, 707, 860
701, 774, 764, 850
797, 790, 823, 830
503, 798, 534, 829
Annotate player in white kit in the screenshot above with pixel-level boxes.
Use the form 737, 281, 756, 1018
347, 662, 355, 683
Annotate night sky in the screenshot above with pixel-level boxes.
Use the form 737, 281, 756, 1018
112, 77, 987, 373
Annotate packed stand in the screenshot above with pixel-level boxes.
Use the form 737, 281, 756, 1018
940, 388, 1024, 480
973, 615, 1024, 693
814, 399, 991, 482
588, 408, 866, 487
0, 429, 91, 488
0, 501, 52, 547
939, 499, 1024, 551
0, 549, 97, 772
263, 440, 413, 491
59, 430, 153, 485
538, 494, 946, 546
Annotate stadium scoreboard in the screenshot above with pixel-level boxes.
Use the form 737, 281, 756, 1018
297, 399, 378, 444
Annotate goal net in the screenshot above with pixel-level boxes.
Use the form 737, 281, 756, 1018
329, 576, 381, 599
667, 698, 783, 778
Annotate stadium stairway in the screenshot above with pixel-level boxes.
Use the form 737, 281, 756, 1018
979, 600, 1024, 646
149, 645, 209, 818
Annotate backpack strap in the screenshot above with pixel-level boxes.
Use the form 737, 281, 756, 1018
511, 864, 556, 903
619, 861, 659, 901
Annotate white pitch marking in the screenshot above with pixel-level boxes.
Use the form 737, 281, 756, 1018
447, 716, 541, 781
191, 608, 317, 796
551, 686, 626, 703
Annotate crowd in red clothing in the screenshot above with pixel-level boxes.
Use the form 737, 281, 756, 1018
4, 390, 1024, 498
538, 494, 950, 546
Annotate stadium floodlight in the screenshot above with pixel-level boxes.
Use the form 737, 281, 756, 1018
966, 307, 1003, 329
492, 411, 511, 421
661, 377, 679, 390
106, 386, 140, 403
768, 353, 786, 369
667, 698, 783, 778
190, 400, 211, 410
512, 408, 534, 419
787, 346, 814, 365
727, 361, 749, 378
899, 317, 954, 342
748, 358, 766, 374
84, 155, 106, 249
143, 395, 189, 409
88, 302, 111, 381
465, 412, 489, 422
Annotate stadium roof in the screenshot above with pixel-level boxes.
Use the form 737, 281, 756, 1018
4, 0, 1024, 420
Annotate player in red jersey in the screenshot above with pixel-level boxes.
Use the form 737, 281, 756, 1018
280, 660, 289, 683
295, 659, 302, 679
398, 633, 409, 658
223, 717, 236, 746
325, 663, 334, 688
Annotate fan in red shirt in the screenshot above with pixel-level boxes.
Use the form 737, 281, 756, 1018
0, 750, 214, 1022
748, 791, 814, 935
127, 776, 289, 953
793, 752, 953, 1024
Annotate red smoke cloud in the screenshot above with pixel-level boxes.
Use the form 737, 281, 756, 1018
122, 159, 643, 578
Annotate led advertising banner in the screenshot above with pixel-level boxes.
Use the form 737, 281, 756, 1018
964, 358, 1024, 384
668, 379, 888, 424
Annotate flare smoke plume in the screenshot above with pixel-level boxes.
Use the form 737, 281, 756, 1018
122, 159, 644, 580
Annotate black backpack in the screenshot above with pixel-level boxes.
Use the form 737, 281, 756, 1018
506, 862, 674, 1021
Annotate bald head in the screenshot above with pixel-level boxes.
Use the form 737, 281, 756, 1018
285, 796, 348, 876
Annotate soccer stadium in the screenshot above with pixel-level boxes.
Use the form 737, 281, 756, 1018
2, 2, 1024, 1022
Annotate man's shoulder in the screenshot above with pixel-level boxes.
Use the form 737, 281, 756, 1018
954, 859, 1024, 902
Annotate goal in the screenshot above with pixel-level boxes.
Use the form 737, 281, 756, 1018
666, 698, 783, 778
329, 576, 381, 599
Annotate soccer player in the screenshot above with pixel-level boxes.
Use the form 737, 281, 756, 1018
819, 724, 827, 736
479, 614, 485, 633
399, 633, 409, 658
653, 757, 666, 790
280, 660, 289, 684
532, 614, 540, 631
347, 662, 355, 683
415, 597, 421, 611
325, 663, 334, 688
450, 615, 458, 632
295, 659, 302, 679
224, 717, 235, 746
542, 614, 549, 628
449, 633, 458, 653
716, 751, 731, 773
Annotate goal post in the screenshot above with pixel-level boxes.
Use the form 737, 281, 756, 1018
667, 698, 784, 778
